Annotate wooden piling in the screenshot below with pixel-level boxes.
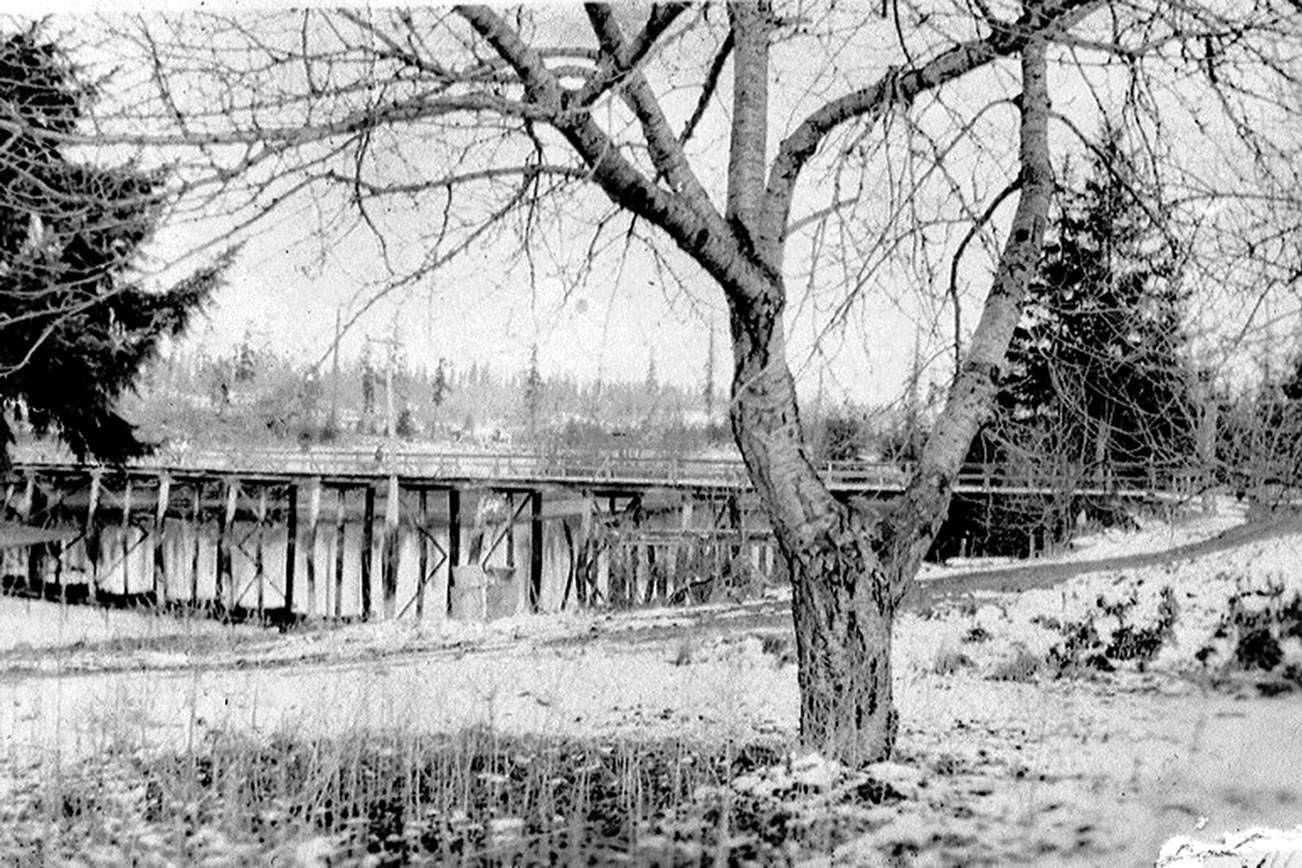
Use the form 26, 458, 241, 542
284, 483, 299, 615
121, 477, 133, 594
216, 480, 237, 610
577, 496, 593, 606
304, 479, 322, 616
254, 487, 268, 616
505, 492, 515, 569
19, 474, 34, 519
382, 475, 400, 619
153, 476, 170, 601
189, 482, 201, 603
416, 488, 428, 618
529, 490, 543, 611
360, 484, 376, 619
446, 487, 460, 615
18, 475, 41, 590
333, 486, 347, 618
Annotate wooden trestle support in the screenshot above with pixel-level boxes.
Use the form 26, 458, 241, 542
0, 467, 782, 621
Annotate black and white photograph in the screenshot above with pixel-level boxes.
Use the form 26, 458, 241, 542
1, 1, 1301, 864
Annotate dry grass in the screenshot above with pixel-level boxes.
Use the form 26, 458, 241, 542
0, 723, 922, 866
987, 646, 1042, 682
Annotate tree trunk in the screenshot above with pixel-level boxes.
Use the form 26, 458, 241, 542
461, 1, 1058, 767
727, 309, 898, 763
727, 34, 1053, 766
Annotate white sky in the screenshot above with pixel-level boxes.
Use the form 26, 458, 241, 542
9, 2, 1300, 406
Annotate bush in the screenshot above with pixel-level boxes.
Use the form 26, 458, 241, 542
1200, 583, 1302, 684
1047, 586, 1179, 674
988, 646, 1042, 682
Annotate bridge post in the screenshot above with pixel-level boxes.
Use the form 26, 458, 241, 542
153, 475, 170, 603
255, 487, 269, 616
17, 474, 42, 591
446, 487, 461, 616
382, 475, 400, 619
416, 488, 429, 618
121, 477, 133, 595
217, 479, 238, 611
189, 482, 201, 604
361, 484, 376, 619
304, 478, 322, 616
505, 492, 515, 571
576, 495, 593, 606
333, 486, 347, 618
529, 489, 543, 611
86, 472, 102, 595
284, 482, 299, 615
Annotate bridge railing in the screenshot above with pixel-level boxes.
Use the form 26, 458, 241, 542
10, 442, 1205, 496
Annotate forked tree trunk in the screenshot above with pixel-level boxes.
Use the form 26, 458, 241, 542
726, 310, 900, 763
727, 36, 1052, 765
460, 0, 1057, 767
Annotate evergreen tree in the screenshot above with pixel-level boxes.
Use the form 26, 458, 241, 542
523, 343, 543, 441
645, 351, 659, 397
0, 25, 225, 468
431, 357, 450, 408
992, 126, 1195, 475
360, 344, 377, 425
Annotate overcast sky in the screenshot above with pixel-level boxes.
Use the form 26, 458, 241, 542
14, 1, 1301, 407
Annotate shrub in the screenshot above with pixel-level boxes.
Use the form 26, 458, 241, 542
932, 649, 975, 676
988, 646, 1041, 682
1199, 583, 1302, 683
1047, 586, 1178, 674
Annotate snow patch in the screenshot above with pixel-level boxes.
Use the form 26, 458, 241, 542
1158, 826, 1302, 867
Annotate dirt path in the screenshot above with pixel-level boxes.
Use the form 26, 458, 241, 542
560, 510, 1302, 647
905, 509, 1302, 610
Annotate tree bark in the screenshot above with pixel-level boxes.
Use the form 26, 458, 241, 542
727, 32, 1053, 766
459, 1, 1060, 765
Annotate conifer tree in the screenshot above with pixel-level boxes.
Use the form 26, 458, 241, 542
0, 25, 225, 468
523, 343, 543, 442
992, 126, 1196, 477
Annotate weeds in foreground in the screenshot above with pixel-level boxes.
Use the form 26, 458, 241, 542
0, 728, 909, 866
932, 648, 975, 676
988, 646, 1042, 682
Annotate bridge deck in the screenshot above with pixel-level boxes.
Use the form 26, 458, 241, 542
10, 445, 1198, 499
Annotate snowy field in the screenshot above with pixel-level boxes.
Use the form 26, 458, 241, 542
2, 501, 1301, 865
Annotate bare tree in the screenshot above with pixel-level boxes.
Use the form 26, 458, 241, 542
36, 1, 1302, 762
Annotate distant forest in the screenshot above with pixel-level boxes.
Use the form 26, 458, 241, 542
121, 335, 920, 460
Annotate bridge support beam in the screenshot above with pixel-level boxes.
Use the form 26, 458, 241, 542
189, 481, 201, 603
304, 479, 321, 616
382, 475, 400, 619
121, 477, 133, 595
217, 479, 238, 610
529, 490, 543, 611
284, 483, 298, 615
332, 486, 347, 618
360, 484, 376, 619
153, 476, 170, 602
446, 488, 460, 616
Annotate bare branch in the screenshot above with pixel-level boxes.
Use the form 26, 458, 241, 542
763, 0, 1101, 245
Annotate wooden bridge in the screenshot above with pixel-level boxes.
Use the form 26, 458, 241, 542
10, 443, 1202, 497
0, 444, 1202, 624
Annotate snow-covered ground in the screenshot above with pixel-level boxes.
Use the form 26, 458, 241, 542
2, 501, 1300, 865
0, 596, 261, 654
918, 496, 1250, 579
